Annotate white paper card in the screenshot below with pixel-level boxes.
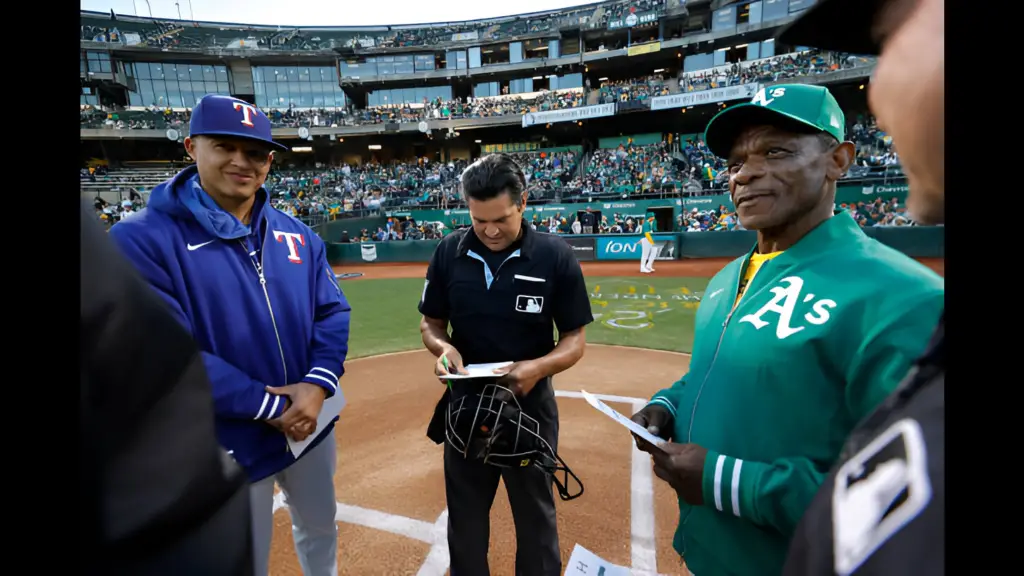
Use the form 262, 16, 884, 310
287, 391, 347, 458
581, 390, 667, 447
436, 361, 514, 380
564, 544, 632, 576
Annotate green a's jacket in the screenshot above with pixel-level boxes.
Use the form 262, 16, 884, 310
648, 213, 943, 576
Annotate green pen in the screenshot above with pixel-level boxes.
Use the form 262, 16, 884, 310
440, 355, 453, 391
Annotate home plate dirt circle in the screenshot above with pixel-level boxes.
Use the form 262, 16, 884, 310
268, 345, 693, 576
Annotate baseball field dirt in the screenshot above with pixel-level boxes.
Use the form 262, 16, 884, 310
268, 346, 694, 576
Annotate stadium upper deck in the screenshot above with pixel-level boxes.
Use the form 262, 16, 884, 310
81, 1, 848, 139
82, 0, 685, 54
80, 0, 829, 102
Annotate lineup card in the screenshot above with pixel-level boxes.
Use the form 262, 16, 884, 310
436, 361, 514, 380
580, 390, 668, 448
564, 544, 632, 576
287, 392, 347, 458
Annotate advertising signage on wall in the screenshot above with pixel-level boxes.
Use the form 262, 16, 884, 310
608, 11, 659, 29
835, 181, 908, 204
481, 142, 540, 154
521, 103, 616, 128
627, 41, 662, 57
683, 194, 734, 211
596, 234, 676, 260
650, 84, 761, 111
561, 236, 596, 261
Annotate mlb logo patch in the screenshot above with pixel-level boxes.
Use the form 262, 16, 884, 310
515, 295, 544, 314
832, 418, 932, 575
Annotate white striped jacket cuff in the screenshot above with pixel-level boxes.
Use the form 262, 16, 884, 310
254, 391, 286, 420
647, 396, 677, 417
303, 367, 339, 397
703, 451, 748, 519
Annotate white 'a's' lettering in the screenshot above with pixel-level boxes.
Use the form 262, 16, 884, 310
737, 276, 836, 339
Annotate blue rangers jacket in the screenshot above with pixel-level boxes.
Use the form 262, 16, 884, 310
110, 165, 351, 482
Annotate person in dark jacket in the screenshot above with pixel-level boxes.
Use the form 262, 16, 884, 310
80, 200, 253, 575
776, 0, 945, 574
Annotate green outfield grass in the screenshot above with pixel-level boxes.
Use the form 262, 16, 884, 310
340, 276, 711, 359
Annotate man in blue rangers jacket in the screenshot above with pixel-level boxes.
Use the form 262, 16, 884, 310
110, 94, 351, 576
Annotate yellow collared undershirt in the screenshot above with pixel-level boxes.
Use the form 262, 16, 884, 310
734, 251, 783, 308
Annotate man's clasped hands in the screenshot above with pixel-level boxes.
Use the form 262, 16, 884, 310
265, 382, 327, 442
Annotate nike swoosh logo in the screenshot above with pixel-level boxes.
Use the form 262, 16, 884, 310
187, 240, 215, 251
709, 288, 724, 299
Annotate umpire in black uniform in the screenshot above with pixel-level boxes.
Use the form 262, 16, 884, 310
419, 153, 593, 576
777, 0, 945, 574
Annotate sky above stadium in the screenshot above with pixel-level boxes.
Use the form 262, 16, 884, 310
81, 0, 601, 27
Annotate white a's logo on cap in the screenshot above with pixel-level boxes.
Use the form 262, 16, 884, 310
751, 87, 787, 107
232, 101, 258, 127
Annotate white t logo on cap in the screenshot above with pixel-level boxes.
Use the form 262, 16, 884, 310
232, 101, 258, 127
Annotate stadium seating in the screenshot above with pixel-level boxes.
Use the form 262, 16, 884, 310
82, 1, 911, 232
81, 1, 633, 52
80, 50, 869, 130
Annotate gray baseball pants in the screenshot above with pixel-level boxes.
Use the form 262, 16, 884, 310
249, 432, 338, 576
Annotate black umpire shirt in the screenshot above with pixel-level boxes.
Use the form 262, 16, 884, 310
419, 223, 593, 365
783, 314, 944, 576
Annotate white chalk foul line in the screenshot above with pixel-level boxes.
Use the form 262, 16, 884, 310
630, 400, 659, 574
416, 509, 450, 576
554, 390, 647, 405
335, 503, 435, 544
275, 496, 434, 544
558, 390, 660, 574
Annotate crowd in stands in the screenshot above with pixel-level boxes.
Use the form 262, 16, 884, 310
849, 115, 899, 167
598, 75, 671, 104
92, 194, 146, 228
81, 0, 666, 51
358, 91, 585, 125
337, 220, 447, 243
84, 106, 907, 223
842, 197, 914, 227
265, 159, 469, 218
81, 105, 191, 130
574, 141, 684, 200
512, 150, 581, 201
87, 154, 914, 234
80, 48, 863, 132
80, 90, 588, 130
679, 51, 871, 93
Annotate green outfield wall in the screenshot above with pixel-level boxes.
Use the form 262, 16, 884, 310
326, 226, 943, 265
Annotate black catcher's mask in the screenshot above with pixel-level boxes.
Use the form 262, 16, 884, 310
445, 384, 584, 501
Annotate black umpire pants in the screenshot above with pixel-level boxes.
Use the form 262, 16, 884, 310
444, 378, 561, 576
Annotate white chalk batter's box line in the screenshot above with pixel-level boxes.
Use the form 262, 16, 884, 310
273, 391, 672, 576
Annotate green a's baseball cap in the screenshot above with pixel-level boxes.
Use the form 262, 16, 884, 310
703, 84, 846, 158
776, 0, 886, 56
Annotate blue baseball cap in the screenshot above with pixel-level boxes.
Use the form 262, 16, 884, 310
189, 94, 289, 152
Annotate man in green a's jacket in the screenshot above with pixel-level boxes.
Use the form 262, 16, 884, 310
630, 84, 944, 576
